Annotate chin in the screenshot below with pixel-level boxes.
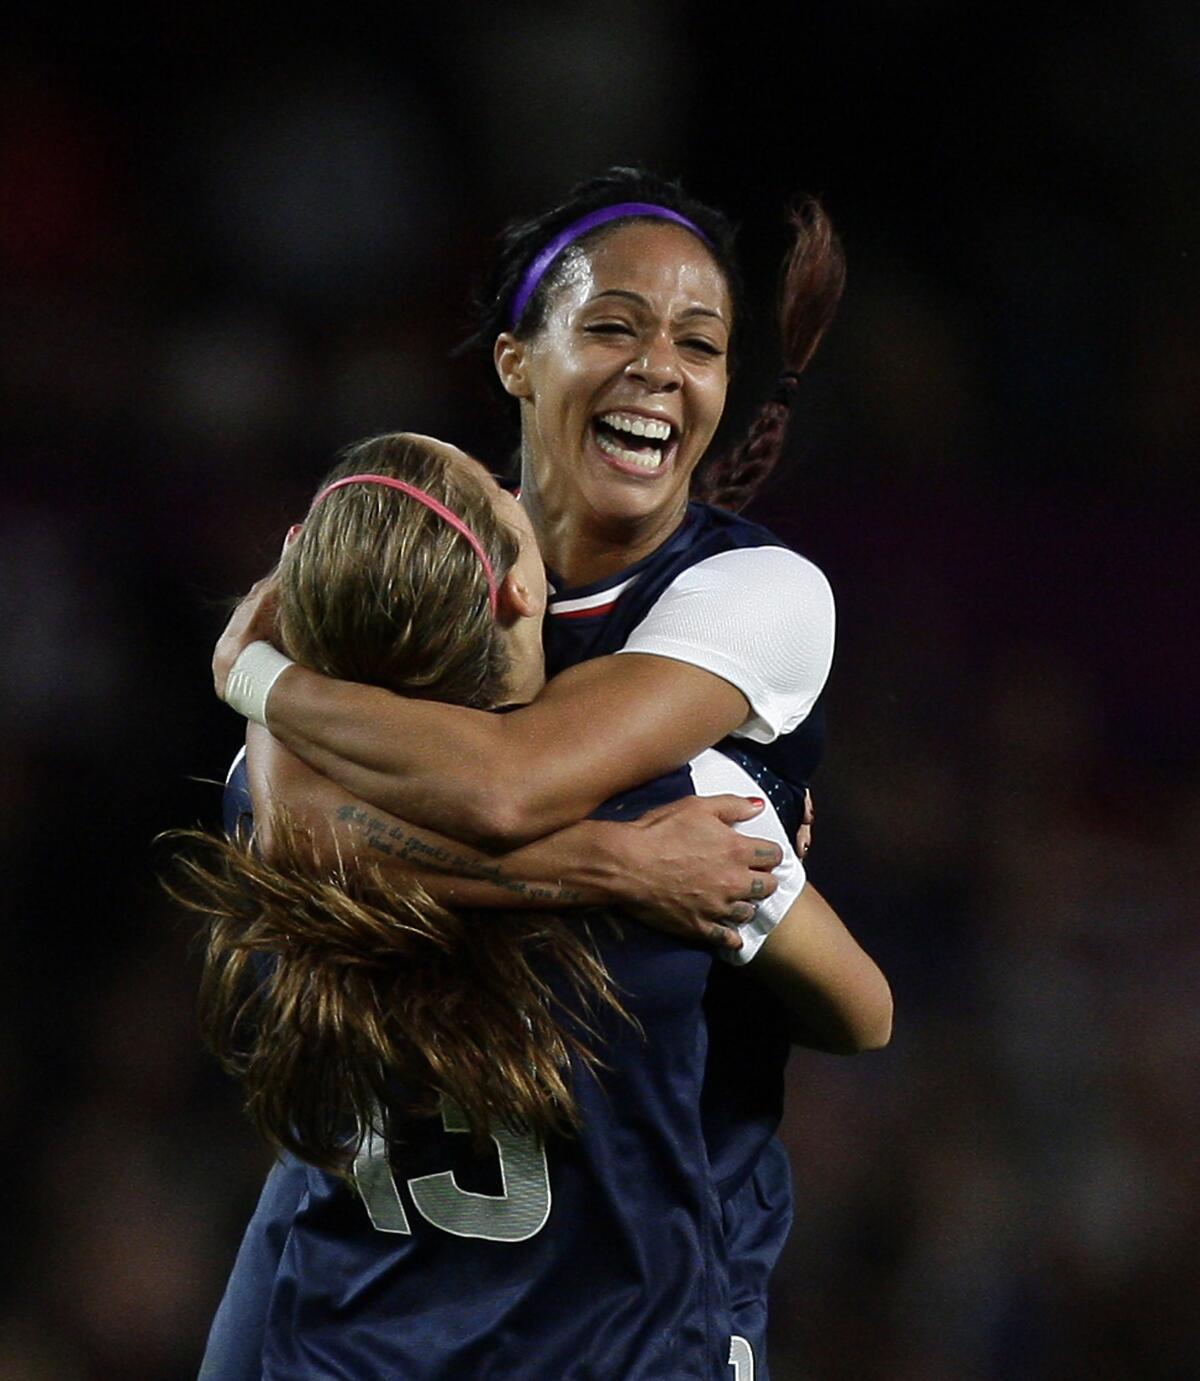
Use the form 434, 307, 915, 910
586, 484, 687, 530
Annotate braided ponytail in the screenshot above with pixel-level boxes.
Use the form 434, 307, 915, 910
694, 199, 845, 513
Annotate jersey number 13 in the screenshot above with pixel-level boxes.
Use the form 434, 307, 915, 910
353, 1102, 551, 1244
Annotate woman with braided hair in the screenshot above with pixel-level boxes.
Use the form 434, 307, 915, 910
210, 169, 888, 1378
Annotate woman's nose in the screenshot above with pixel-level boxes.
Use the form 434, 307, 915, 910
625, 334, 682, 391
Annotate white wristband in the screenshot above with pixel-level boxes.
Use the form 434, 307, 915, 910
224, 641, 294, 725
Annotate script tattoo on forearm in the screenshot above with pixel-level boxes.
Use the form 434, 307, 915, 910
332, 804, 587, 905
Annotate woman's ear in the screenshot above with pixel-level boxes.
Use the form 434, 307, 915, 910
496, 565, 541, 624
494, 333, 532, 399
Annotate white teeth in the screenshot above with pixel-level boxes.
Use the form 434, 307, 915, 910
595, 429, 664, 470
598, 411, 672, 442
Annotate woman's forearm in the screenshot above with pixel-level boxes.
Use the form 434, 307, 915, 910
263, 666, 518, 844
251, 720, 614, 900
246, 725, 772, 948
264, 654, 749, 847
752, 883, 893, 1053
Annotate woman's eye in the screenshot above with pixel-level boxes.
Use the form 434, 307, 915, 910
682, 338, 723, 357
584, 321, 634, 336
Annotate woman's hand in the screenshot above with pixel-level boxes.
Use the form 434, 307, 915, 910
244, 726, 777, 954
595, 794, 783, 951
213, 571, 281, 700
796, 788, 814, 859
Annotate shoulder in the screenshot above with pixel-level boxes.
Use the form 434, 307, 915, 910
625, 542, 835, 657
663, 503, 834, 612
665, 543, 833, 613
616, 533, 835, 742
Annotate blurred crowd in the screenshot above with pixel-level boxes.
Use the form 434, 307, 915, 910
2, 6, 1197, 1378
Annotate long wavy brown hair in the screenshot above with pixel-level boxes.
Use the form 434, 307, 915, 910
167, 433, 627, 1175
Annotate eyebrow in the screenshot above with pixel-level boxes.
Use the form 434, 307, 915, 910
585, 289, 727, 324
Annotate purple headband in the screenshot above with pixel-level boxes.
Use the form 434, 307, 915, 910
509, 202, 714, 329
309, 473, 499, 616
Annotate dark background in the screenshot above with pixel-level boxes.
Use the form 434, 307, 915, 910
2, 5, 1198, 1377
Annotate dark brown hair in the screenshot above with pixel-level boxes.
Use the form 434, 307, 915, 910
168, 433, 628, 1175
692, 199, 846, 512
169, 826, 621, 1175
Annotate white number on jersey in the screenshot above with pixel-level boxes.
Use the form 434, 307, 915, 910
729, 1335, 755, 1381
352, 1101, 551, 1243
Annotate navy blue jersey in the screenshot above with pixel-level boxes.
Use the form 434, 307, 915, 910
542, 500, 822, 1188
201, 1150, 308, 1381
263, 921, 726, 1379
544, 501, 832, 1378
204, 501, 828, 1379
205, 755, 749, 1380
543, 501, 826, 841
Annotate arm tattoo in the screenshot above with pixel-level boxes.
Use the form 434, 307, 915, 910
333, 804, 587, 905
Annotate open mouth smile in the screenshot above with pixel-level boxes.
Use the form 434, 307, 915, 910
591, 410, 678, 474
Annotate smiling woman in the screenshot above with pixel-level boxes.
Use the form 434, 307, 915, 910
207, 167, 881, 1380
494, 219, 732, 572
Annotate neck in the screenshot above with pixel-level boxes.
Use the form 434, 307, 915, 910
498, 613, 546, 705
519, 460, 688, 588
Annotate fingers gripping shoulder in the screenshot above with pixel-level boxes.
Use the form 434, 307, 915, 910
687, 749, 807, 966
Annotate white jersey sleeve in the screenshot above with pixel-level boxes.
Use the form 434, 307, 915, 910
226, 743, 247, 783
688, 748, 806, 966
614, 546, 835, 742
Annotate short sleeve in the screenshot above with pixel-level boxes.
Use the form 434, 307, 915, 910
614, 546, 835, 742
687, 748, 807, 965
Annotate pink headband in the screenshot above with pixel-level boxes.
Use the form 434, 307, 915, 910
308, 472, 499, 615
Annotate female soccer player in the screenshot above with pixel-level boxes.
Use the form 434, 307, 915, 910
189, 431, 884, 1379
213, 169, 891, 1378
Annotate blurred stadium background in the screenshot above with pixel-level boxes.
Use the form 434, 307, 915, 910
2, 5, 1197, 1377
